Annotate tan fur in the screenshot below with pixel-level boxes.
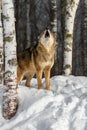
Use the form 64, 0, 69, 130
17, 29, 55, 90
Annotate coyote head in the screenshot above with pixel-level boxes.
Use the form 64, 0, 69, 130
38, 28, 55, 47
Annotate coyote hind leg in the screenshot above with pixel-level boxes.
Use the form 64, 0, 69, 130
25, 72, 35, 87
17, 66, 24, 86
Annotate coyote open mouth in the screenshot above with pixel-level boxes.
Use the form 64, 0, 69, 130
45, 30, 50, 38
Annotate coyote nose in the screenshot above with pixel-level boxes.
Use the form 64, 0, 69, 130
45, 30, 50, 38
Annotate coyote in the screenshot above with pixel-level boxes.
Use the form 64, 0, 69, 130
17, 28, 55, 90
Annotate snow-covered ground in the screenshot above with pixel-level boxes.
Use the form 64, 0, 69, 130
0, 76, 87, 130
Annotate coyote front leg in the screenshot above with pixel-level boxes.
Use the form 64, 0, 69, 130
36, 69, 43, 89
44, 68, 51, 90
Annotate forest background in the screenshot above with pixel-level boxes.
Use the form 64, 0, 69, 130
14, 0, 87, 76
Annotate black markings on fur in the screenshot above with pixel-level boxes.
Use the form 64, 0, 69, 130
22, 54, 25, 59
33, 50, 38, 58
28, 49, 32, 60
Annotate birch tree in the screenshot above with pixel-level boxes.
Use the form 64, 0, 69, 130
0, 0, 3, 86
50, 0, 57, 39
2, 0, 18, 119
50, 0, 58, 75
83, 0, 87, 75
63, 0, 80, 75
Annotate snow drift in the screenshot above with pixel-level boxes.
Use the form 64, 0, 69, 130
0, 76, 87, 130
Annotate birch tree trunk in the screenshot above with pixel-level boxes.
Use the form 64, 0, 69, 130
83, 0, 87, 75
50, 0, 58, 75
2, 0, 18, 119
63, 0, 80, 75
50, 0, 57, 39
0, 0, 3, 86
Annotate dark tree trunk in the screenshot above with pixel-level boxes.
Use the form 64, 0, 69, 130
0, 0, 4, 85
82, 0, 87, 75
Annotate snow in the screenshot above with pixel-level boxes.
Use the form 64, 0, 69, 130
0, 76, 87, 130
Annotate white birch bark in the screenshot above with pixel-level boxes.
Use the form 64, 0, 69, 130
50, 0, 58, 74
0, 0, 3, 86
2, 0, 18, 119
51, 0, 57, 39
63, 0, 80, 75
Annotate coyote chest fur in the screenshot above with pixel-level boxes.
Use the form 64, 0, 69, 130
17, 29, 55, 90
